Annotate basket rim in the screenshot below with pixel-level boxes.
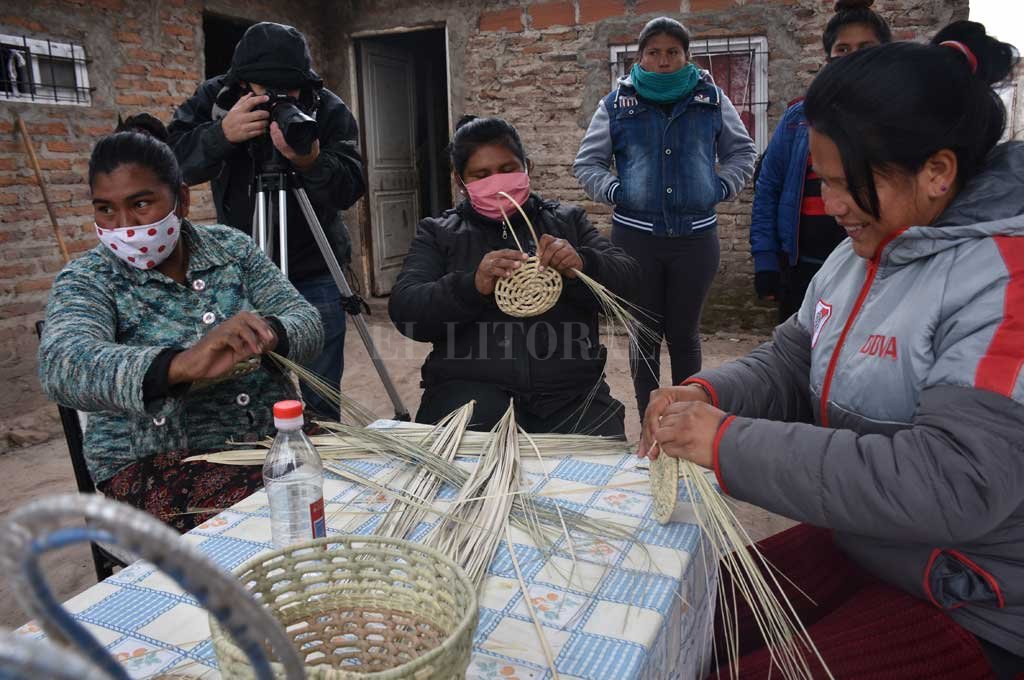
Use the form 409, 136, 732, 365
209, 534, 479, 678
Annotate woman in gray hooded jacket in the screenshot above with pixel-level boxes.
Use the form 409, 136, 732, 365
642, 22, 1024, 680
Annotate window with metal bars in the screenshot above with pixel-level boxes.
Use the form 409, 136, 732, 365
0, 34, 91, 105
609, 36, 769, 154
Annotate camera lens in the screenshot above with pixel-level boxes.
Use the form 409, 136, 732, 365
272, 102, 318, 156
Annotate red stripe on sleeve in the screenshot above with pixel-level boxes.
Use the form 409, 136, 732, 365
682, 378, 719, 407
712, 415, 737, 496
975, 237, 1024, 397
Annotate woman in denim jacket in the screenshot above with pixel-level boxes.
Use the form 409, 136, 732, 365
38, 119, 323, 531
574, 17, 756, 417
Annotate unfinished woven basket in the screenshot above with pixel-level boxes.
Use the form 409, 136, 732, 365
650, 451, 680, 524
494, 256, 562, 318
210, 536, 478, 680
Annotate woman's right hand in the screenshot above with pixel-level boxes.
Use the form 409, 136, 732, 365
168, 312, 277, 384
639, 385, 712, 458
475, 249, 528, 295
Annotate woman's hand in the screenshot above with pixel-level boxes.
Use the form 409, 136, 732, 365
168, 312, 277, 384
645, 401, 726, 469
475, 249, 528, 295
640, 385, 711, 457
537, 234, 583, 278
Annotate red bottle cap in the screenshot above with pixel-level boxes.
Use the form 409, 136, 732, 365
273, 400, 304, 420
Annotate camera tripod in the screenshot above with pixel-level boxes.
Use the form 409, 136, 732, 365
253, 151, 410, 421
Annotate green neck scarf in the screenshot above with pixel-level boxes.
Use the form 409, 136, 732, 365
630, 63, 700, 104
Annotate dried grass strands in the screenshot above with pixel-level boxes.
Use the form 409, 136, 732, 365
425, 401, 520, 589
505, 522, 562, 679
376, 402, 475, 540
186, 429, 628, 466
265, 352, 379, 426
672, 457, 833, 680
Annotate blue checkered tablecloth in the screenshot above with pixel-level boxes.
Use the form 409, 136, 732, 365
15, 422, 718, 679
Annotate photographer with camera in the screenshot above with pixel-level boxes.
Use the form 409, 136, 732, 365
169, 22, 365, 417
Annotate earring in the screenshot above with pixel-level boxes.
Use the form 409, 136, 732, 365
940, 185, 948, 193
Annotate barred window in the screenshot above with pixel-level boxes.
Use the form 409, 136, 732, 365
610, 36, 769, 154
1, 34, 91, 105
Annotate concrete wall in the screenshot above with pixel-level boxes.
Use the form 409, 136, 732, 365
0, 0, 971, 448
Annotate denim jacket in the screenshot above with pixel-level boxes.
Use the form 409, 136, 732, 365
749, 100, 811, 273
574, 71, 756, 237
38, 222, 324, 483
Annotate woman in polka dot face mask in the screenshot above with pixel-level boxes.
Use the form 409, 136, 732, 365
38, 117, 324, 532
94, 194, 181, 271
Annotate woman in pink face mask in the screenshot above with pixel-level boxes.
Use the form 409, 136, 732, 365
389, 115, 640, 434
38, 115, 323, 533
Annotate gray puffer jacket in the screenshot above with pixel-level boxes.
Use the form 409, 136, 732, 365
689, 142, 1024, 655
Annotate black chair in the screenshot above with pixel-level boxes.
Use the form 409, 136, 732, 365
35, 320, 129, 581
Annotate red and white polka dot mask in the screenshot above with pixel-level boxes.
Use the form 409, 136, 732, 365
95, 209, 181, 270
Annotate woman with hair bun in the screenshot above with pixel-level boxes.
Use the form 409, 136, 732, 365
643, 21, 1024, 678
751, 0, 892, 321
38, 116, 323, 532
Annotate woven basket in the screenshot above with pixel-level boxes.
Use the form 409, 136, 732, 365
210, 536, 479, 679
494, 256, 563, 318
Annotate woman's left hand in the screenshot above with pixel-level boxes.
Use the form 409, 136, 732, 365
537, 234, 583, 278
649, 401, 727, 469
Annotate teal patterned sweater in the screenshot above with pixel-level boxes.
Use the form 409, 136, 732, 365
38, 221, 324, 483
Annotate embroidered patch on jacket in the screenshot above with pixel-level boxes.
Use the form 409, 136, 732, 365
812, 299, 833, 348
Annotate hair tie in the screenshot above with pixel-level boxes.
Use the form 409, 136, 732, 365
940, 40, 978, 75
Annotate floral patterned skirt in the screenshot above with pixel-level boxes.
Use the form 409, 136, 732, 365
96, 450, 264, 533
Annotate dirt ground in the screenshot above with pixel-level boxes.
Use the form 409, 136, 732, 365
0, 314, 793, 628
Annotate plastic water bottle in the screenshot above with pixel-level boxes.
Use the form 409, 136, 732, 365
264, 400, 326, 548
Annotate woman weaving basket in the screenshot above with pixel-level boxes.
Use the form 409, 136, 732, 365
389, 116, 639, 436
38, 117, 324, 532
642, 22, 1024, 679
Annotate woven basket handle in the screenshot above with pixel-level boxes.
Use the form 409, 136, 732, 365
497, 191, 542, 254
0, 494, 306, 680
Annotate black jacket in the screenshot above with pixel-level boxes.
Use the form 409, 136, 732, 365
168, 76, 366, 280
389, 196, 639, 401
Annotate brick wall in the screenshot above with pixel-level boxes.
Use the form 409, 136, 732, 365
0, 0, 327, 449
0, 0, 971, 449
337, 0, 967, 332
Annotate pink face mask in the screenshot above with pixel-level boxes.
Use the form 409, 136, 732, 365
463, 172, 531, 221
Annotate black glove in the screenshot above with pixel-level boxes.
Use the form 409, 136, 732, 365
755, 270, 781, 301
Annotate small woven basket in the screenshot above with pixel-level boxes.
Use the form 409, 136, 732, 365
494, 256, 563, 318
210, 536, 479, 679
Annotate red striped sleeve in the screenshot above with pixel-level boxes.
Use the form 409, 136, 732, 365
975, 237, 1024, 397
682, 378, 719, 407
712, 415, 737, 496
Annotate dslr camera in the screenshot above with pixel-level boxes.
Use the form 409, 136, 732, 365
257, 89, 319, 156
